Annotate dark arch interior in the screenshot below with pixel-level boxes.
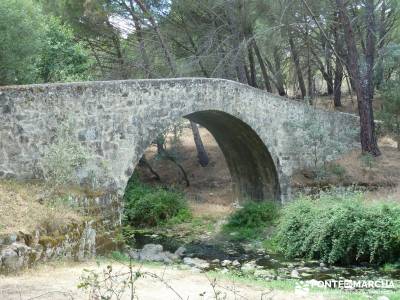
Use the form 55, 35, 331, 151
184, 110, 280, 201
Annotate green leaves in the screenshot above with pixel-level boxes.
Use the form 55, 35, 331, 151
0, 1, 91, 86
123, 181, 191, 227
223, 201, 279, 240
0, 0, 44, 85
36, 17, 92, 83
277, 190, 400, 265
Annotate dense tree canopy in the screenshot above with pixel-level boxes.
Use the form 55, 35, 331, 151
1, 0, 400, 153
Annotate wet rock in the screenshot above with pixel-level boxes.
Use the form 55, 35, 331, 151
211, 259, 220, 264
290, 269, 301, 278
221, 259, 231, 267
241, 261, 257, 274
232, 260, 241, 268
300, 272, 313, 279
174, 246, 186, 257
128, 249, 140, 260
254, 269, 276, 280
183, 257, 210, 270
135, 244, 179, 263
320, 262, 326, 268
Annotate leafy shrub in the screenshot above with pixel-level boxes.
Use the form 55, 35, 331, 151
123, 181, 191, 227
327, 163, 347, 179
277, 190, 400, 265
223, 201, 279, 240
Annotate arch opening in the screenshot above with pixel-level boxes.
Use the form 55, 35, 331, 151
184, 110, 280, 201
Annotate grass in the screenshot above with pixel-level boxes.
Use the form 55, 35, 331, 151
222, 200, 279, 241
0, 179, 81, 235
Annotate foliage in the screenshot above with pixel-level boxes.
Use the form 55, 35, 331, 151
223, 201, 278, 240
0, 1, 92, 85
277, 190, 400, 265
0, 0, 45, 85
123, 180, 191, 227
360, 153, 375, 169
42, 120, 89, 186
36, 17, 92, 83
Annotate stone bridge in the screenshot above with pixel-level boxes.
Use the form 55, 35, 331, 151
0, 78, 360, 202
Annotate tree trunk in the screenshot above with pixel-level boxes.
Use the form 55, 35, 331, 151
271, 48, 287, 96
126, 0, 152, 78
397, 135, 400, 151
336, 0, 380, 156
134, 0, 209, 166
247, 42, 257, 87
375, 0, 387, 90
333, 14, 343, 107
227, 0, 247, 84
139, 157, 160, 181
252, 40, 272, 92
333, 58, 343, 107
288, 32, 306, 99
133, 0, 177, 75
190, 122, 209, 167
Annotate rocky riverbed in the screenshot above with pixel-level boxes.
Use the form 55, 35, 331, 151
127, 231, 400, 288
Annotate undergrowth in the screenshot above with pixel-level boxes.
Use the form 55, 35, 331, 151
277, 189, 400, 265
223, 201, 279, 241
123, 179, 191, 228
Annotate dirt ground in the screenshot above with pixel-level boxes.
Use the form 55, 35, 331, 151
136, 124, 234, 209
0, 181, 81, 235
0, 261, 327, 300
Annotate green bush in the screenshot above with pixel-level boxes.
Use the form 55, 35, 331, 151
277, 190, 400, 265
223, 201, 279, 240
123, 181, 191, 227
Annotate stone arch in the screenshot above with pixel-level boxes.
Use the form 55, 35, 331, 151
128, 109, 281, 202
0, 78, 361, 203
186, 110, 280, 201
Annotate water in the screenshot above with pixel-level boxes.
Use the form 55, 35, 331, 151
131, 231, 400, 283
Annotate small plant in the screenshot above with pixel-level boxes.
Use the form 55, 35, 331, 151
123, 180, 191, 227
360, 153, 375, 170
326, 163, 347, 179
277, 189, 400, 265
42, 119, 89, 186
223, 201, 279, 240
110, 251, 130, 262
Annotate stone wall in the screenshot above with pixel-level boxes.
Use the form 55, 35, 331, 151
0, 191, 123, 274
0, 78, 360, 201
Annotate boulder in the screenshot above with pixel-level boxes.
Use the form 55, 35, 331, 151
254, 269, 276, 280
183, 257, 210, 270
221, 259, 231, 267
174, 246, 186, 257
232, 260, 241, 268
131, 244, 180, 263
290, 269, 301, 278
240, 261, 257, 274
